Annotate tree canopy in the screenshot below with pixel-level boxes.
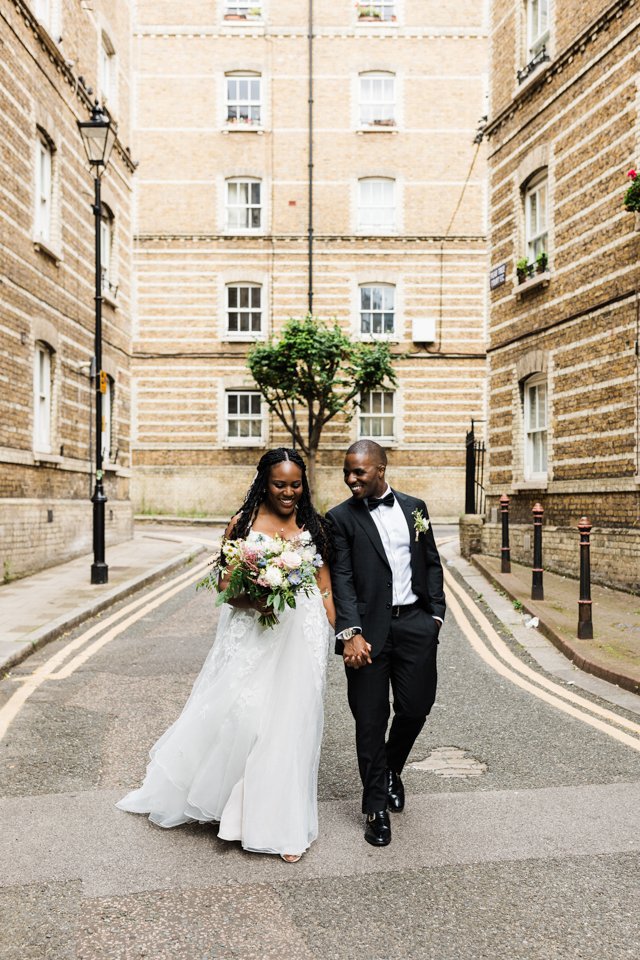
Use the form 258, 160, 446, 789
247, 314, 397, 493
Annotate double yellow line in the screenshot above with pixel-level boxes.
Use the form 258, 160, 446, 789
2, 549, 639, 754
0, 559, 210, 743
443, 567, 640, 752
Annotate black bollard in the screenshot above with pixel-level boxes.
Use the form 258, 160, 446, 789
500, 494, 511, 573
577, 516, 594, 639
531, 502, 544, 600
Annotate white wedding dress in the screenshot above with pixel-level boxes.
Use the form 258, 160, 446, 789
117, 531, 331, 856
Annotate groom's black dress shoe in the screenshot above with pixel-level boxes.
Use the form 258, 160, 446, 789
386, 769, 405, 812
364, 810, 391, 846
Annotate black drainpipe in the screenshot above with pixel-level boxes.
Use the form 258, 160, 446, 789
307, 0, 314, 314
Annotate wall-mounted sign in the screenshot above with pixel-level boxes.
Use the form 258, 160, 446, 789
489, 263, 507, 289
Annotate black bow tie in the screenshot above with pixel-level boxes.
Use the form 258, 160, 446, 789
367, 492, 395, 511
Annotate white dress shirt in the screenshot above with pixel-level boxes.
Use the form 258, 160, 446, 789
367, 485, 419, 606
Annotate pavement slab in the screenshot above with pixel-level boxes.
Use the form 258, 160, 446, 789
278, 853, 640, 960
76, 884, 316, 960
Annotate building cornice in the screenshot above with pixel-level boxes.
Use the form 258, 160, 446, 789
9, 0, 137, 173
485, 0, 637, 139
134, 234, 487, 244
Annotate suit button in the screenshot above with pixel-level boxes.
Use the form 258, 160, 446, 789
386, 602, 391, 608
387, 582, 392, 588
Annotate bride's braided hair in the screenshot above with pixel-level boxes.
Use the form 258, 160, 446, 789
231, 447, 331, 559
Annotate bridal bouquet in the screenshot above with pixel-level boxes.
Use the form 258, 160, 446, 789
197, 532, 324, 627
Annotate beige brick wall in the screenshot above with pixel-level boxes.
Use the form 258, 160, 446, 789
0, 0, 135, 573
481, 520, 640, 594
483, 0, 640, 590
132, 1, 489, 520
0, 498, 133, 581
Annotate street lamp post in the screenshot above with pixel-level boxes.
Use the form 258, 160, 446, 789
77, 102, 117, 584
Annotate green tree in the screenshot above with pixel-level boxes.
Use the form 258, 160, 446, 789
248, 315, 397, 497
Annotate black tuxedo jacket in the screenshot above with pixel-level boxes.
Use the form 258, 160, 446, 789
326, 489, 446, 658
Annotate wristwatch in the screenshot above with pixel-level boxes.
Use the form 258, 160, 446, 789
336, 627, 362, 641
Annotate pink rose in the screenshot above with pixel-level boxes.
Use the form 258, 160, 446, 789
627, 169, 637, 179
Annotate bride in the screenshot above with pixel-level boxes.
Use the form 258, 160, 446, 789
116, 447, 335, 862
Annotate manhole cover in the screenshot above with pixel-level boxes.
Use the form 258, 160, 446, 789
409, 746, 487, 778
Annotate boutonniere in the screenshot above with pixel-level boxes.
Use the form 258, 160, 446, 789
412, 509, 430, 542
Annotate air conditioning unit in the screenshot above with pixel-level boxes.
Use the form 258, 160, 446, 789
412, 317, 437, 343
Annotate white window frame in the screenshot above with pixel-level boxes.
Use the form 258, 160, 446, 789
35, 135, 52, 243
359, 72, 396, 127
226, 178, 262, 232
524, 374, 548, 480
100, 205, 115, 295
226, 283, 263, 338
358, 178, 396, 233
225, 390, 265, 444
33, 342, 52, 453
527, 0, 549, 57
360, 284, 395, 337
101, 376, 114, 464
225, 1, 263, 17
100, 32, 116, 104
359, 390, 395, 441
226, 74, 262, 126
524, 172, 548, 265
357, 1, 396, 21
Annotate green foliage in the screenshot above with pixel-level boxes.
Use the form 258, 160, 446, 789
516, 257, 529, 272
247, 314, 397, 458
623, 169, 640, 212
512, 598, 524, 612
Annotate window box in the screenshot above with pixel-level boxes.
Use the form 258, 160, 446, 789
356, 1, 396, 20
515, 270, 551, 298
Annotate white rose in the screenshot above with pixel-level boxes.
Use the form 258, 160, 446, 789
263, 565, 283, 587
300, 547, 315, 562
280, 550, 302, 569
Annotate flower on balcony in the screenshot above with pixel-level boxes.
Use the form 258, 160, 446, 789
623, 168, 640, 212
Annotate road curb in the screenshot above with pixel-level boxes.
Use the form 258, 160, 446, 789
471, 555, 640, 696
0, 545, 207, 675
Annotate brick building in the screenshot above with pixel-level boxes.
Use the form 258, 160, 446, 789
0, 0, 135, 578
477, 0, 640, 590
131, 0, 489, 519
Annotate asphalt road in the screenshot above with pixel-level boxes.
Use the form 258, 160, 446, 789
1, 547, 639, 959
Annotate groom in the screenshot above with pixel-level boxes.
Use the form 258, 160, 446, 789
326, 440, 445, 847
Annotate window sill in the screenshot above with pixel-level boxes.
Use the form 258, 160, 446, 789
356, 18, 398, 26
222, 126, 265, 135
102, 291, 119, 309
359, 334, 398, 343
516, 51, 551, 93
33, 239, 62, 265
515, 270, 551, 299
223, 440, 267, 448
512, 479, 548, 491
223, 16, 264, 27
33, 451, 62, 465
224, 228, 264, 236
355, 229, 399, 238
224, 334, 266, 342
357, 125, 398, 135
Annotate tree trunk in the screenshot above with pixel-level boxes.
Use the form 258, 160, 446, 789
307, 447, 317, 502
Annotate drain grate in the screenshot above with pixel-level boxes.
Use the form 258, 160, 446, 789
409, 746, 487, 778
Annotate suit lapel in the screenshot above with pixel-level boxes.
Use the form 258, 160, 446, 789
349, 498, 390, 568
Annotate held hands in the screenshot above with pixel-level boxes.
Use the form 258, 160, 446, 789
342, 635, 372, 669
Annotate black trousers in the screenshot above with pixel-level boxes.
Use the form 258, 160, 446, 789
345, 605, 439, 813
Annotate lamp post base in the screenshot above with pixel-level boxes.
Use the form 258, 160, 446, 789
91, 562, 109, 584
